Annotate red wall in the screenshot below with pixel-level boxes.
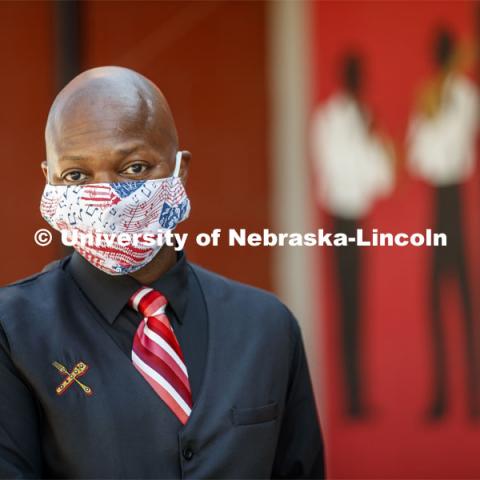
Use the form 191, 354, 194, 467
0, 1, 57, 284
311, 1, 480, 477
82, 0, 271, 290
0, 2, 271, 292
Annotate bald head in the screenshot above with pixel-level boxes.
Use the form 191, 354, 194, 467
43, 66, 188, 186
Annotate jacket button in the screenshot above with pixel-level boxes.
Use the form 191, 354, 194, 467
182, 447, 194, 461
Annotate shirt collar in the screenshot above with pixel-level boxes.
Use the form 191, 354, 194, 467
67, 250, 189, 325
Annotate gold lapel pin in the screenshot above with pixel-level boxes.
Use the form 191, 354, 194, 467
52, 361, 93, 396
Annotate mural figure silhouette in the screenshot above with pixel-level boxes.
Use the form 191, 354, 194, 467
311, 53, 395, 418
407, 28, 480, 419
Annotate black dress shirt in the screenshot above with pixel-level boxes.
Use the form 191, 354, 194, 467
66, 251, 207, 403
0, 252, 325, 479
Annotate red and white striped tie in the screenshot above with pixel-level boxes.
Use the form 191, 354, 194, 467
129, 286, 193, 424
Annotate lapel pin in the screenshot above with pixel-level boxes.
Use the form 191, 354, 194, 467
52, 361, 93, 396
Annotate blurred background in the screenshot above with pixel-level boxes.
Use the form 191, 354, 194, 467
2, 0, 480, 478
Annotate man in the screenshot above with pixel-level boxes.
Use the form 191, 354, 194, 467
310, 53, 394, 418
407, 29, 480, 419
0, 67, 324, 478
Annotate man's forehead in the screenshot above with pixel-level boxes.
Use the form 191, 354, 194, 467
48, 125, 176, 165
49, 81, 152, 133
52, 103, 151, 142
47, 108, 155, 158
45, 67, 178, 156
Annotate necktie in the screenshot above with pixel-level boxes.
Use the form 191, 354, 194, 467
129, 286, 193, 424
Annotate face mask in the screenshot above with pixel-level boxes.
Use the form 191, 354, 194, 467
40, 151, 190, 275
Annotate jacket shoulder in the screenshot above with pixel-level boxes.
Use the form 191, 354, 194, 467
0, 258, 68, 316
190, 263, 279, 301
189, 263, 298, 331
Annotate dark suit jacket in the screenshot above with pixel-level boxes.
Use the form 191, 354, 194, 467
0, 256, 325, 479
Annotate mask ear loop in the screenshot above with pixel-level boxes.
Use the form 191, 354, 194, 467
173, 151, 182, 177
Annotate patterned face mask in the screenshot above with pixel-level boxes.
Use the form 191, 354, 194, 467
40, 151, 190, 275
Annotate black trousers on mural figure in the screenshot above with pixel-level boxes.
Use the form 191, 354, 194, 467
332, 216, 365, 418
429, 184, 479, 419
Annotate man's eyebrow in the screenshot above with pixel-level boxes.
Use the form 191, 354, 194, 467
58, 146, 142, 163
115, 145, 141, 156
58, 155, 88, 162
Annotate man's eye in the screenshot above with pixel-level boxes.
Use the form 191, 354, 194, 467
63, 171, 87, 182
123, 163, 148, 175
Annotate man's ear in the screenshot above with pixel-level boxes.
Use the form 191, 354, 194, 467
41, 161, 48, 181
179, 150, 191, 185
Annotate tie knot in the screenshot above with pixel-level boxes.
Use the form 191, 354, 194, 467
129, 286, 167, 317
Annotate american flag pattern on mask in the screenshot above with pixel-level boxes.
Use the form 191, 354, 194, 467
39, 177, 190, 275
